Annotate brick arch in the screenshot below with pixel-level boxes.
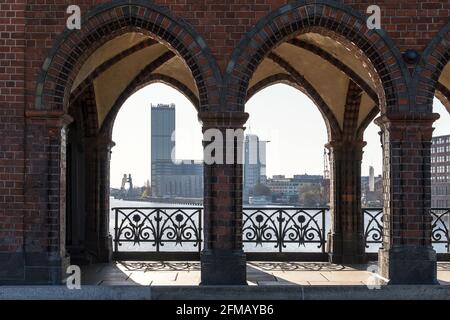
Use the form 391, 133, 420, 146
34, 0, 221, 113
417, 22, 450, 111
436, 83, 450, 112
69, 84, 99, 138
224, 1, 408, 115
247, 72, 342, 141
70, 38, 158, 102
100, 73, 200, 137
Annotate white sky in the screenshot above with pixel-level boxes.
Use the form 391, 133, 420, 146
110, 83, 450, 188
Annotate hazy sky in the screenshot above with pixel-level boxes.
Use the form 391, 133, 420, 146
110, 83, 450, 188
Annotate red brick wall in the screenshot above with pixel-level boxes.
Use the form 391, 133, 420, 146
157, 0, 450, 69
16, 0, 447, 104
0, 1, 26, 253
1, 0, 449, 283
19, 1, 450, 108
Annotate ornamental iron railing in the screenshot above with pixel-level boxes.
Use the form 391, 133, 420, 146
242, 208, 326, 253
113, 207, 202, 253
431, 208, 450, 250
112, 207, 450, 256
363, 208, 383, 247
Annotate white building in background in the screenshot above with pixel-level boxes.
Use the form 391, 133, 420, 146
243, 134, 268, 202
369, 166, 375, 192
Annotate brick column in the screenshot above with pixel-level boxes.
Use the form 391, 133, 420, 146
83, 135, 113, 263
23, 111, 72, 284
327, 139, 367, 264
97, 135, 114, 262
198, 111, 249, 285
376, 113, 439, 284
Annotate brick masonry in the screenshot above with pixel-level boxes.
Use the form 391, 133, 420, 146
0, 0, 449, 284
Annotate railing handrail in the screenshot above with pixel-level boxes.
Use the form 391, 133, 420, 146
111, 207, 331, 210
112, 207, 203, 210
244, 207, 330, 210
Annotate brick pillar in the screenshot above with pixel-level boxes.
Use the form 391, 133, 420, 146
327, 139, 367, 264
84, 137, 100, 261
198, 111, 249, 285
376, 113, 439, 284
22, 111, 72, 284
97, 135, 114, 262
83, 135, 113, 263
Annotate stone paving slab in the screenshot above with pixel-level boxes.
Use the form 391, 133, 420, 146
272, 271, 329, 283
320, 271, 372, 282
78, 261, 450, 287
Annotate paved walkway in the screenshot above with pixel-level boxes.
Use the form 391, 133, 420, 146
81, 261, 450, 286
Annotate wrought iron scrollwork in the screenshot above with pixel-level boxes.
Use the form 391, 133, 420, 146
242, 208, 327, 252
430, 209, 450, 250
242, 209, 279, 247
363, 208, 383, 248
113, 206, 450, 255
113, 207, 202, 252
363, 208, 450, 251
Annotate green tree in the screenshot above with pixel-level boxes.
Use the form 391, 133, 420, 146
298, 183, 325, 207
251, 183, 272, 197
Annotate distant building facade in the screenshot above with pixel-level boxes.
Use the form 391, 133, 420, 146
431, 135, 450, 207
243, 134, 268, 201
151, 104, 203, 198
265, 174, 324, 203
151, 103, 175, 163
152, 160, 203, 198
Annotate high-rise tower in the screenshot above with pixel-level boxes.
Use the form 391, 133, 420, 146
151, 103, 175, 163
151, 103, 175, 197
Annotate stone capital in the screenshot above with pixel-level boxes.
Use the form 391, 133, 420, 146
326, 139, 367, 152
198, 111, 249, 129
85, 135, 115, 154
375, 113, 440, 142
25, 110, 73, 128
375, 112, 440, 127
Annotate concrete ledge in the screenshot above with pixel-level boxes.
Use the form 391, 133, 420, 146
0, 285, 450, 300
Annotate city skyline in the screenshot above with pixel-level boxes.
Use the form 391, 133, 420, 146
110, 83, 450, 188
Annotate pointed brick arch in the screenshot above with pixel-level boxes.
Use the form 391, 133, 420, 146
34, 0, 221, 112
224, 1, 408, 115
247, 73, 340, 140
417, 22, 450, 111
101, 73, 200, 137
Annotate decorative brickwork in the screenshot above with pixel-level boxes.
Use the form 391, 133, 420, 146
224, 2, 408, 114
416, 22, 450, 111
1, 0, 449, 285
33, 1, 221, 112
198, 111, 249, 285
376, 113, 440, 284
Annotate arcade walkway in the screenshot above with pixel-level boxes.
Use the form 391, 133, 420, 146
81, 261, 450, 286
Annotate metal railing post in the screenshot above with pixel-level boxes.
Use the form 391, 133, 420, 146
114, 208, 118, 253
156, 209, 160, 253
322, 208, 326, 253
198, 208, 202, 254
278, 209, 283, 253
447, 210, 450, 253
